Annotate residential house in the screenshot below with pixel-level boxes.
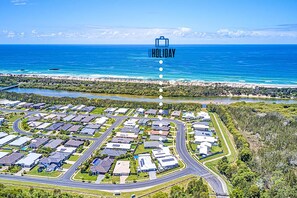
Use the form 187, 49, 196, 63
43, 139, 64, 149
90, 157, 114, 175
0, 135, 17, 146
106, 143, 131, 150
9, 136, 32, 147
16, 153, 42, 168
29, 138, 49, 149
149, 135, 168, 142
171, 111, 181, 117
0, 152, 24, 166
144, 141, 164, 149
138, 154, 157, 172
104, 107, 117, 114
113, 161, 130, 176
145, 109, 158, 115
80, 128, 96, 135
157, 156, 178, 170
101, 148, 127, 157
64, 139, 84, 147
115, 108, 129, 114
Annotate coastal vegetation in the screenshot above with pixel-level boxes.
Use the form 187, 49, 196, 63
0, 91, 201, 111
1, 76, 297, 99
208, 102, 297, 197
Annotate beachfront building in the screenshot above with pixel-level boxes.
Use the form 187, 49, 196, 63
138, 154, 157, 172
113, 161, 130, 176
16, 153, 42, 168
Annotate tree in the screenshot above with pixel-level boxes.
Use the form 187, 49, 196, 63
248, 185, 260, 198
231, 188, 244, 198
239, 148, 252, 162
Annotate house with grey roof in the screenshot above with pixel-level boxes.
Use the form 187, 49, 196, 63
101, 148, 127, 157
194, 130, 213, 137
144, 141, 164, 149
111, 137, 134, 144
90, 157, 114, 175
171, 111, 181, 117
67, 125, 82, 132
29, 138, 49, 149
64, 139, 84, 147
43, 139, 64, 149
152, 126, 170, 131
85, 124, 101, 129
120, 127, 140, 134
72, 115, 85, 122
80, 128, 96, 135
150, 135, 168, 142
46, 122, 64, 131
59, 123, 73, 131
39, 152, 70, 172
138, 119, 150, 126
63, 115, 76, 122
81, 106, 95, 112
152, 120, 170, 127
32, 103, 46, 109
145, 109, 158, 115
81, 116, 96, 123
0, 152, 24, 166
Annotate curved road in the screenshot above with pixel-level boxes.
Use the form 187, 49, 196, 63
1, 108, 228, 197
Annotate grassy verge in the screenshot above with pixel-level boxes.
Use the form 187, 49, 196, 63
26, 166, 62, 178
68, 154, 80, 161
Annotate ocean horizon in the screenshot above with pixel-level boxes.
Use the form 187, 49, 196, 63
1, 44, 297, 85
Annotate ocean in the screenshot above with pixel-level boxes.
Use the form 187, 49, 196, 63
0, 44, 297, 85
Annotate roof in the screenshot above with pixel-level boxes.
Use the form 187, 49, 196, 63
158, 109, 169, 115
194, 136, 217, 144
0, 135, 17, 146
40, 152, 69, 164
36, 122, 52, 129
85, 124, 101, 129
44, 114, 56, 120
124, 119, 138, 126
145, 109, 157, 114
0, 152, 24, 165
115, 108, 129, 114
152, 126, 170, 131
152, 147, 171, 159
0, 132, 8, 138
81, 106, 95, 112
64, 139, 84, 147
81, 115, 96, 123
113, 160, 130, 175
63, 115, 76, 122
90, 157, 114, 174
56, 145, 76, 153
44, 139, 64, 149
157, 156, 178, 167
144, 141, 164, 148
138, 119, 150, 125
46, 122, 64, 131
194, 130, 213, 137
150, 135, 168, 142
152, 120, 170, 127
148, 130, 169, 136
104, 107, 117, 113
29, 138, 49, 148
16, 153, 42, 166
171, 111, 181, 116
72, 115, 85, 122
101, 148, 127, 157
115, 132, 138, 139
67, 125, 82, 132
80, 128, 96, 135
60, 123, 73, 131
136, 108, 145, 113
138, 154, 157, 171
192, 124, 209, 130
95, 117, 109, 125
0, 151, 9, 159
106, 143, 131, 150
120, 127, 140, 134
111, 137, 134, 144
28, 121, 43, 128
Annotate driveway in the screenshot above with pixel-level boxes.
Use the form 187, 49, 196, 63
120, 175, 128, 184
95, 174, 105, 184
148, 171, 157, 180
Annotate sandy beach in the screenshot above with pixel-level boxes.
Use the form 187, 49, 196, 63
1, 73, 297, 89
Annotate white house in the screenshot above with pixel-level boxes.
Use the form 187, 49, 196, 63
194, 136, 217, 145
106, 143, 131, 150
192, 124, 209, 131
182, 112, 195, 120
95, 117, 109, 125
16, 153, 42, 168
152, 147, 171, 159
138, 154, 157, 172
115, 108, 129, 114
157, 156, 178, 170
124, 119, 138, 127
198, 142, 212, 156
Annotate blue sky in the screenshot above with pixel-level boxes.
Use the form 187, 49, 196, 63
1, 0, 297, 44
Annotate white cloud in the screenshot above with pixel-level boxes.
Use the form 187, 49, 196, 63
11, 0, 27, 6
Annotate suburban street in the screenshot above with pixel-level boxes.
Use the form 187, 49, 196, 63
0, 108, 229, 197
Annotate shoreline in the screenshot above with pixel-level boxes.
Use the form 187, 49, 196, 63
1, 73, 297, 89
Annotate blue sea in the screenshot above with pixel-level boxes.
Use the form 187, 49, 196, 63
0, 45, 297, 85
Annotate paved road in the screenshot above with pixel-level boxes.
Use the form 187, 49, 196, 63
0, 108, 229, 197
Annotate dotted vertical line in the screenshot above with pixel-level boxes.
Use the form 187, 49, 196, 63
158, 60, 163, 121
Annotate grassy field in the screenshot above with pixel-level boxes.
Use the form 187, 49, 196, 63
101, 175, 120, 184
62, 163, 72, 169
90, 107, 105, 115
26, 166, 62, 178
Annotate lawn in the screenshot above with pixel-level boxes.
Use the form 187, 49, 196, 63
90, 107, 105, 115
74, 171, 97, 182
101, 175, 120, 184
26, 166, 62, 178
94, 132, 102, 137
126, 172, 149, 182
68, 154, 80, 161
62, 163, 72, 169
134, 144, 151, 155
